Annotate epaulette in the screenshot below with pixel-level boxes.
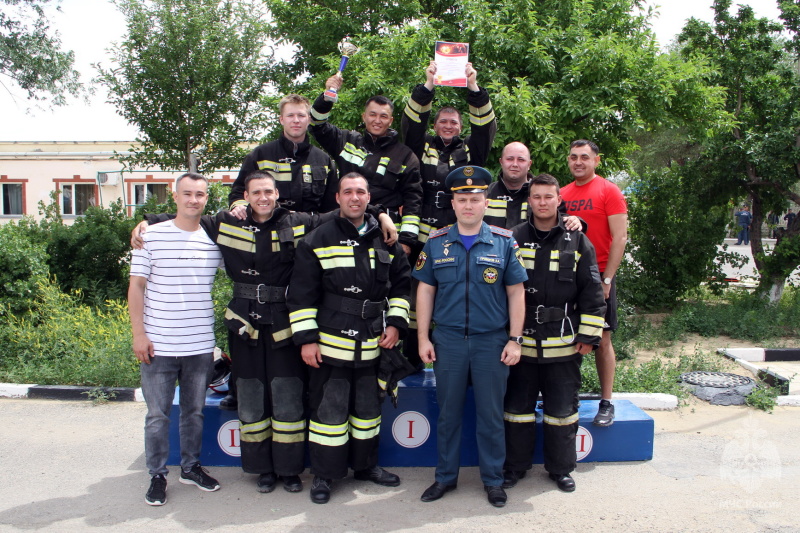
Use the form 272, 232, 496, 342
488, 225, 513, 238
429, 225, 453, 239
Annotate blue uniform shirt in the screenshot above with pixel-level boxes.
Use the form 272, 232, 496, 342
413, 221, 527, 335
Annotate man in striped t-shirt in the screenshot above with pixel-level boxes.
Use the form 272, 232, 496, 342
129, 172, 224, 506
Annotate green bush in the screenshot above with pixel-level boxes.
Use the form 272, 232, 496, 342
46, 200, 137, 304
212, 271, 232, 353
665, 288, 800, 341
745, 383, 780, 413
0, 221, 49, 315
618, 166, 743, 310
0, 275, 232, 388
0, 280, 139, 387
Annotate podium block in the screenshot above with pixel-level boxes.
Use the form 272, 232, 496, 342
167, 369, 653, 467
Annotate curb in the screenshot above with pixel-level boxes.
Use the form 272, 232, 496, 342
718, 349, 798, 400
776, 395, 800, 406
721, 347, 800, 362
1, 384, 143, 402
2, 383, 677, 410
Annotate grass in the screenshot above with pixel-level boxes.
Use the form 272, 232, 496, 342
580, 346, 727, 400
579, 287, 800, 410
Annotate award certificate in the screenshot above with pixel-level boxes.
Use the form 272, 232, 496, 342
434, 41, 469, 87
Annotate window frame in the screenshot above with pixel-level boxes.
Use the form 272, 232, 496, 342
0, 176, 27, 216
54, 177, 98, 217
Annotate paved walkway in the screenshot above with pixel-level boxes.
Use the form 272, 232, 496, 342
721, 238, 800, 283
0, 399, 797, 532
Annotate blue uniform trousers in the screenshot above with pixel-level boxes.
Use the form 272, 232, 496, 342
432, 326, 509, 487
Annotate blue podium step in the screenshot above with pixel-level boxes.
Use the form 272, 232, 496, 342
167, 369, 653, 467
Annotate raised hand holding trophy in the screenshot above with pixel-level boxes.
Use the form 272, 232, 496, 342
324, 37, 360, 102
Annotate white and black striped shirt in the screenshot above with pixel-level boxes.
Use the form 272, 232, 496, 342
130, 221, 223, 357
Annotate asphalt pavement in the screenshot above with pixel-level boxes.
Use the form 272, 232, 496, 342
0, 398, 797, 532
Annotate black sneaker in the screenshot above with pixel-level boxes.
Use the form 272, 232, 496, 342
145, 474, 167, 506
593, 400, 615, 427
179, 464, 221, 492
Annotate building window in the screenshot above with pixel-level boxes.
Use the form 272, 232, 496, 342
1, 183, 23, 215
61, 183, 96, 215
134, 183, 169, 205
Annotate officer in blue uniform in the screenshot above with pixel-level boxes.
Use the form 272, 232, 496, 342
413, 166, 527, 508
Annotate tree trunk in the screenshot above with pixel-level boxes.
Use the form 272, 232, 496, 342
749, 189, 765, 273
757, 271, 786, 303
188, 153, 199, 173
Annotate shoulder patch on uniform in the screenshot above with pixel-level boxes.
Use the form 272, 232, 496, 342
415, 251, 427, 271
488, 225, 513, 238
429, 226, 452, 239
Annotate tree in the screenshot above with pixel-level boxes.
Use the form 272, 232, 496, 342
619, 164, 745, 310
271, 0, 731, 179
265, 0, 459, 89
678, 0, 800, 301
96, 0, 275, 174
0, 0, 82, 106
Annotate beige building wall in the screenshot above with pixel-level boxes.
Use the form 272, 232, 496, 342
0, 141, 239, 224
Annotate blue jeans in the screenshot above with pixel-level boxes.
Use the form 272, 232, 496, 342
140, 353, 214, 476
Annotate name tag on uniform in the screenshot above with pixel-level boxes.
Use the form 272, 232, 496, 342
477, 256, 502, 266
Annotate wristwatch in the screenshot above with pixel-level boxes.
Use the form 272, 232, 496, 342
603, 277, 613, 285
509, 336, 523, 345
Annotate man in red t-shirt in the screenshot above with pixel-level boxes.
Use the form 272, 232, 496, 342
560, 140, 628, 427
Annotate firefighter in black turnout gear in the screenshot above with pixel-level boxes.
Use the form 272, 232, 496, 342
310, 73, 423, 253
135, 171, 396, 495
229, 94, 338, 214
288, 173, 412, 505
400, 61, 497, 369
401, 60, 497, 245
484, 142, 535, 229
224, 94, 338, 413
502, 174, 606, 494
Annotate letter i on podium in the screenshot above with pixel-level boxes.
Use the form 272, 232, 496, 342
324, 37, 360, 102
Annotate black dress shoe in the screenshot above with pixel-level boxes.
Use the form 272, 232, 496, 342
282, 475, 303, 493
310, 476, 332, 504
485, 485, 507, 507
502, 469, 526, 489
218, 393, 238, 411
353, 466, 400, 487
420, 481, 457, 502
548, 473, 576, 492
257, 472, 277, 493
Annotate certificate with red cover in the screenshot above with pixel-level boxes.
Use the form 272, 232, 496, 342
434, 41, 469, 87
